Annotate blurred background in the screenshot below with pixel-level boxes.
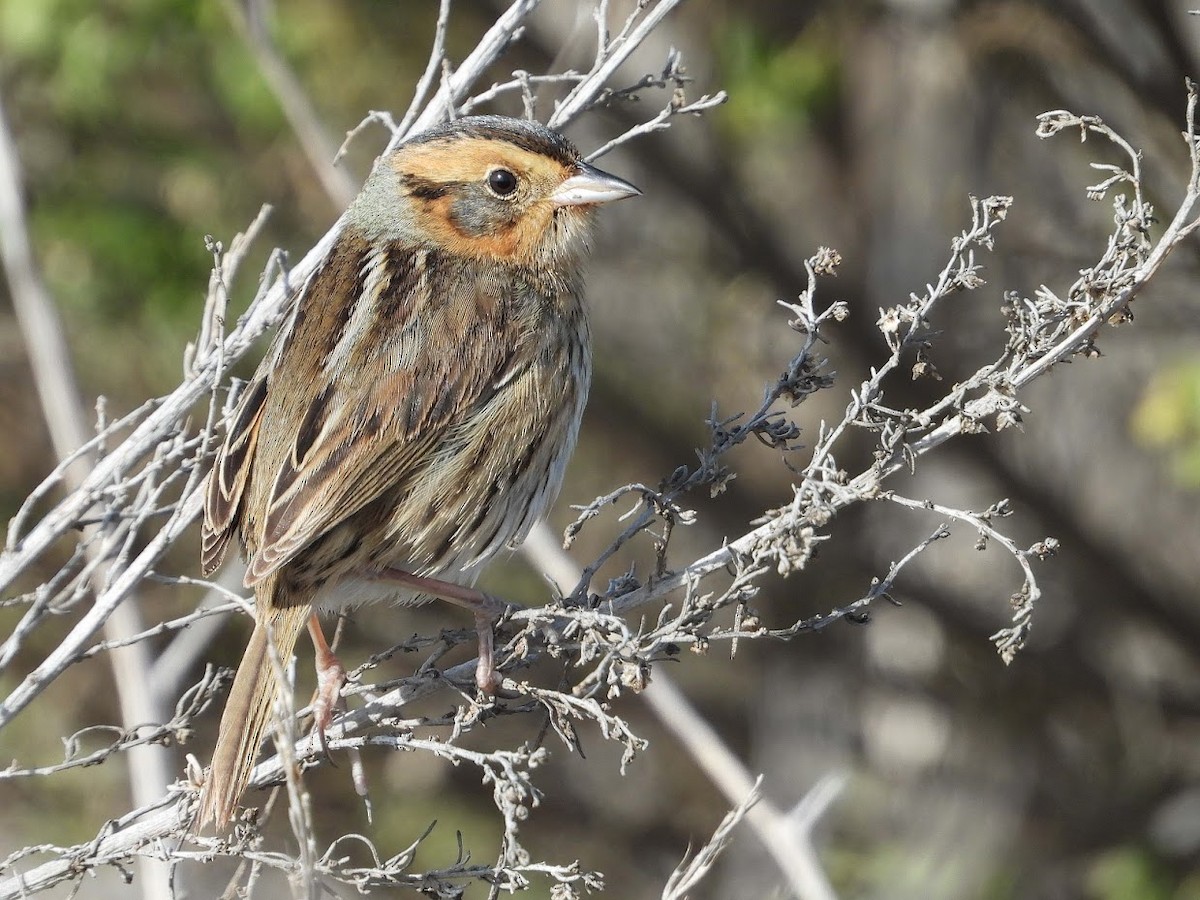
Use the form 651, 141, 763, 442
3, 1, 1200, 898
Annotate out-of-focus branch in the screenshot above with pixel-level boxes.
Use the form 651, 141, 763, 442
646, 676, 843, 900
0, 92, 173, 900
222, 0, 358, 209
0, 105, 89, 468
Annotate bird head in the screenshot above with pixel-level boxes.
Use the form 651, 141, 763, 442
349, 116, 641, 272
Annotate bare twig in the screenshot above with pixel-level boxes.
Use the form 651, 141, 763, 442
661, 777, 762, 900
646, 677, 842, 900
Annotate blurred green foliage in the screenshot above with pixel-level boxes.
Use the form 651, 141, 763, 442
0, 0, 453, 401
1086, 847, 1176, 900
714, 13, 839, 139
1131, 362, 1200, 486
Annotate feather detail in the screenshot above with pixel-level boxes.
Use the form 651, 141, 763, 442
201, 375, 268, 576
238, 240, 543, 584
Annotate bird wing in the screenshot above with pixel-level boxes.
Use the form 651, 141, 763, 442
202, 374, 267, 576
206, 237, 532, 587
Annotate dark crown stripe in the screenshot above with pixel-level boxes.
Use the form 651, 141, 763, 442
403, 115, 580, 169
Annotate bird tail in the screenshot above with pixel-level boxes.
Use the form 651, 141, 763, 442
197, 595, 309, 830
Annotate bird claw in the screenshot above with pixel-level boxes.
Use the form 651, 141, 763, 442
475, 660, 502, 695
311, 656, 346, 762
474, 595, 505, 695
308, 616, 347, 763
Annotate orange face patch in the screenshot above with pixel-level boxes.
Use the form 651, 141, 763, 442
415, 196, 556, 263
391, 137, 577, 264
392, 137, 574, 191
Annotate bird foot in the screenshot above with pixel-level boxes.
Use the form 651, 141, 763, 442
473, 602, 503, 695
307, 613, 347, 760
372, 568, 509, 694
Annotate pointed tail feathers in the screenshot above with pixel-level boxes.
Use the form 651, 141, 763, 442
197, 603, 309, 830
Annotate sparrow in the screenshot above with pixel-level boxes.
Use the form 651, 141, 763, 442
196, 115, 639, 828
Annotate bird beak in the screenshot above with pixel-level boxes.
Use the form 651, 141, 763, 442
551, 161, 642, 207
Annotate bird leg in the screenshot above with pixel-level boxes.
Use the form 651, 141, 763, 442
374, 567, 508, 693
307, 612, 346, 759
304, 569, 504, 762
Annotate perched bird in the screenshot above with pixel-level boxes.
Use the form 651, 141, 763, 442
196, 115, 640, 829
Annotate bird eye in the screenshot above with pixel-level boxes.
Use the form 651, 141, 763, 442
486, 168, 519, 197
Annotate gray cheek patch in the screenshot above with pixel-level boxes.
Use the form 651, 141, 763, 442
450, 189, 517, 238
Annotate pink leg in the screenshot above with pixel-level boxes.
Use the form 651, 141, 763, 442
308, 612, 346, 756
375, 568, 507, 693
